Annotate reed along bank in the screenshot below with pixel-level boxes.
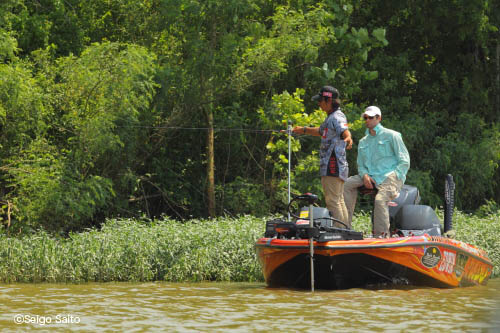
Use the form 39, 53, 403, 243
0, 212, 498, 283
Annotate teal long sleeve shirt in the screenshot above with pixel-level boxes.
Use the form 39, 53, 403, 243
357, 123, 410, 185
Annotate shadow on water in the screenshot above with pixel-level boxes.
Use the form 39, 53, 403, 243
1, 279, 499, 332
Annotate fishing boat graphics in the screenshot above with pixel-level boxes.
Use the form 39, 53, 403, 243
255, 235, 492, 289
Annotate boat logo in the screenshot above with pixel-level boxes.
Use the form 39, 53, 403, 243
421, 246, 442, 268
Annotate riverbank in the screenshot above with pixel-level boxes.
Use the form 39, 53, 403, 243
0, 211, 498, 283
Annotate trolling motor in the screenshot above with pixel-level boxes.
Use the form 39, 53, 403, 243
298, 194, 321, 240
287, 193, 318, 219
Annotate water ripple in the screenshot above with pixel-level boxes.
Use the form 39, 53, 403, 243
0, 280, 499, 332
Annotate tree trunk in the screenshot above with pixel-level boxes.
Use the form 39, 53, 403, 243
205, 18, 218, 218
206, 105, 216, 217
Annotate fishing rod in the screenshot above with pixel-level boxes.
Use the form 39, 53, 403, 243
287, 122, 292, 220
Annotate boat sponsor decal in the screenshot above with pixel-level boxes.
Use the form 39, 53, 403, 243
296, 220, 309, 225
438, 250, 456, 274
455, 253, 468, 278
430, 237, 484, 258
299, 211, 308, 218
421, 246, 441, 268
458, 259, 492, 285
455, 241, 482, 258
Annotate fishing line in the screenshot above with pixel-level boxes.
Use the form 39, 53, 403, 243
114, 124, 282, 133
113, 124, 321, 140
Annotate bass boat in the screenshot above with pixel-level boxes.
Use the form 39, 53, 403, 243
255, 175, 493, 290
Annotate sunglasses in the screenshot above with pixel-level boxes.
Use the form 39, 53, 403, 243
363, 116, 375, 120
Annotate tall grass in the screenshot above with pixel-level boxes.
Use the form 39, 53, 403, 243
0, 216, 265, 283
0, 211, 498, 283
451, 211, 500, 278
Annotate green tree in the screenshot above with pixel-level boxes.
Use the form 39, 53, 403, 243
148, 0, 276, 217
0, 0, 20, 62
2, 0, 498, 229
2, 42, 158, 232
0, 57, 45, 228
6, 0, 84, 57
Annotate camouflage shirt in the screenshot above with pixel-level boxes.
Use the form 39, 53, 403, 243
318, 109, 349, 180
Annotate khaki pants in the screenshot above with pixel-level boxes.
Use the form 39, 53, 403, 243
321, 176, 349, 228
344, 172, 403, 236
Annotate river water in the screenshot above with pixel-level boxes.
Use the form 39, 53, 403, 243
1, 279, 499, 332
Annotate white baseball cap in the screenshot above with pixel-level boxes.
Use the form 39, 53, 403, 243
363, 106, 381, 117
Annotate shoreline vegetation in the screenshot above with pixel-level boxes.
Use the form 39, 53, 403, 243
0, 211, 498, 284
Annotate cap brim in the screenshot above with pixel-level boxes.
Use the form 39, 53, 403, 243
311, 94, 321, 102
363, 111, 379, 117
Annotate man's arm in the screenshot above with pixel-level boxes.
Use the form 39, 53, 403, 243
357, 142, 370, 181
342, 129, 353, 150
292, 126, 321, 136
392, 133, 410, 181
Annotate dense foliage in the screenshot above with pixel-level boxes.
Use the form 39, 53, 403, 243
0, 212, 498, 283
0, 216, 265, 283
0, 0, 498, 232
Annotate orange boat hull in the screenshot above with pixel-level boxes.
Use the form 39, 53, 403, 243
255, 235, 493, 289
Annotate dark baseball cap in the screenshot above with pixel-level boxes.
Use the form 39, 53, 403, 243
311, 86, 339, 102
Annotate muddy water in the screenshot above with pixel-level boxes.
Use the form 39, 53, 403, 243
1, 279, 499, 332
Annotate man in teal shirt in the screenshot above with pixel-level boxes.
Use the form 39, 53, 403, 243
344, 106, 410, 237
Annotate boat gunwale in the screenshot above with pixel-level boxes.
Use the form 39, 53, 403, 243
255, 237, 493, 267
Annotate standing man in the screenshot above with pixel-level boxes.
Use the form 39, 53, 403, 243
292, 86, 353, 227
343, 106, 410, 237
